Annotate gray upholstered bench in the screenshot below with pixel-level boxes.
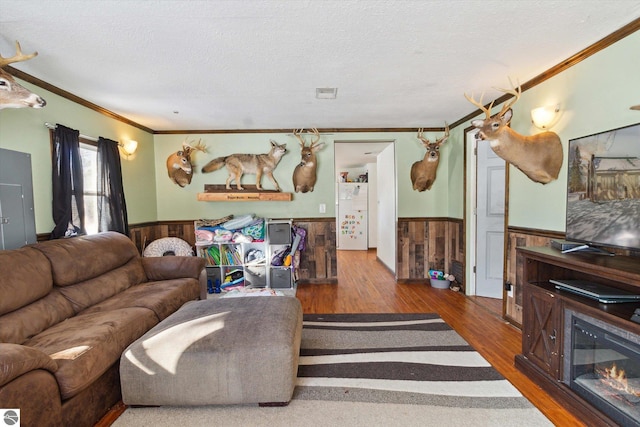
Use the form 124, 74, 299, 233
119, 296, 303, 406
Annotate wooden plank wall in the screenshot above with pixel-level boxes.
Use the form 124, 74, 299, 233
128, 217, 461, 284
397, 218, 464, 285
505, 227, 563, 327
129, 221, 196, 253
129, 218, 337, 283
293, 219, 337, 284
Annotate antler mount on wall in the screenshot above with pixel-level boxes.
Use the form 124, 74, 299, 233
465, 79, 563, 185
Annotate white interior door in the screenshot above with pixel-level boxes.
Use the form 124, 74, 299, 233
0, 149, 36, 250
476, 139, 506, 299
376, 144, 396, 273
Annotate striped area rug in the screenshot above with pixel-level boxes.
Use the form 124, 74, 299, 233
295, 313, 538, 410
113, 313, 552, 426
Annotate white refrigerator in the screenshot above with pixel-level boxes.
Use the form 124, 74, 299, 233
338, 183, 368, 250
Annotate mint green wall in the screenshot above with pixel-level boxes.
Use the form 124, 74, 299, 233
459, 30, 640, 285
445, 125, 465, 219
396, 130, 453, 217
3, 28, 637, 237
506, 31, 640, 231
0, 80, 157, 234
153, 130, 452, 221
470, 30, 640, 232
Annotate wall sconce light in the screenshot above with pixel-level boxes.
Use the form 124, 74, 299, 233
119, 140, 138, 158
531, 104, 560, 130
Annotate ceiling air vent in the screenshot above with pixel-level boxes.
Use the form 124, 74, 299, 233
316, 87, 338, 99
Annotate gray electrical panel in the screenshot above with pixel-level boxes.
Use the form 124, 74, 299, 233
0, 148, 37, 250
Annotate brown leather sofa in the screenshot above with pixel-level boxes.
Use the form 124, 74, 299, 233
0, 231, 206, 427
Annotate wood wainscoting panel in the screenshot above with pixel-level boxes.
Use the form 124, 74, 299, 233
397, 218, 463, 284
129, 221, 196, 253
293, 218, 337, 284
129, 218, 337, 283
505, 227, 563, 327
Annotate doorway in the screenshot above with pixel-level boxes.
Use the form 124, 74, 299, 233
467, 130, 506, 306
334, 141, 396, 273
0, 148, 37, 249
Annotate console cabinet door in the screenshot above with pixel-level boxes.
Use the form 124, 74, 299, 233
522, 284, 562, 379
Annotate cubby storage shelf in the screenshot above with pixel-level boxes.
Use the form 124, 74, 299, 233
196, 219, 295, 292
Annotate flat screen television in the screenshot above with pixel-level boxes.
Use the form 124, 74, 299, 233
565, 122, 640, 252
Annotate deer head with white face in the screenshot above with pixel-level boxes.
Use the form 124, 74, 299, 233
0, 41, 46, 109
292, 128, 325, 193
410, 123, 449, 192
464, 79, 563, 184
166, 139, 208, 187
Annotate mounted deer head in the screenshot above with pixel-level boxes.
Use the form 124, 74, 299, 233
464, 78, 563, 184
166, 139, 207, 187
410, 124, 450, 191
0, 41, 46, 109
292, 128, 325, 193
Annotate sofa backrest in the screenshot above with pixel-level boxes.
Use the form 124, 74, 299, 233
0, 232, 147, 343
0, 246, 75, 344
32, 231, 147, 313
33, 231, 140, 286
0, 246, 52, 316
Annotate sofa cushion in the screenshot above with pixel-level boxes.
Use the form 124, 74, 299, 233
24, 307, 158, 400
80, 278, 199, 321
0, 344, 58, 387
55, 258, 147, 313
0, 289, 75, 344
0, 246, 53, 316
32, 231, 139, 287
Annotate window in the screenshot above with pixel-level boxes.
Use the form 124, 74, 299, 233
79, 139, 99, 234
50, 126, 129, 238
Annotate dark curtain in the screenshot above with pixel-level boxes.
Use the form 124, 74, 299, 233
97, 137, 129, 235
51, 124, 85, 239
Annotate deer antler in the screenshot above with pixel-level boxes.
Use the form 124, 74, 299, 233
417, 124, 449, 145
293, 129, 306, 147
293, 128, 321, 147
464, 92, 494, 120
439, 122, 450, 143
0, 41, 38, 68
182, 138, 207, 154
307, 128, 320, 147
416, 128, 430, 144
494, 77, 521, 116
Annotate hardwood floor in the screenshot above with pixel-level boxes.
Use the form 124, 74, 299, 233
297, 249, 585, 426
468, 295, 503, 317
98, 248, 585, 426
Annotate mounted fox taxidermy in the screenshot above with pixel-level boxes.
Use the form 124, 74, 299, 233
292, 128, 325, 193
465, 79, 562, 184
201, 140, 288, 191
166, 139, 207, 187
410, 124, 449, 191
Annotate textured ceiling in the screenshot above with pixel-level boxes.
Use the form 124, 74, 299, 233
2, 0, 640, 132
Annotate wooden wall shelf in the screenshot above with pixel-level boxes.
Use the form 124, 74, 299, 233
197, 184, 292, 202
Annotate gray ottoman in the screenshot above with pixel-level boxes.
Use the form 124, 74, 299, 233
120, 296, 303, 406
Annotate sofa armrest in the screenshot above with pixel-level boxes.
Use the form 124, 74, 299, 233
142, 256, 206, 281
0, 343, 58, 387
